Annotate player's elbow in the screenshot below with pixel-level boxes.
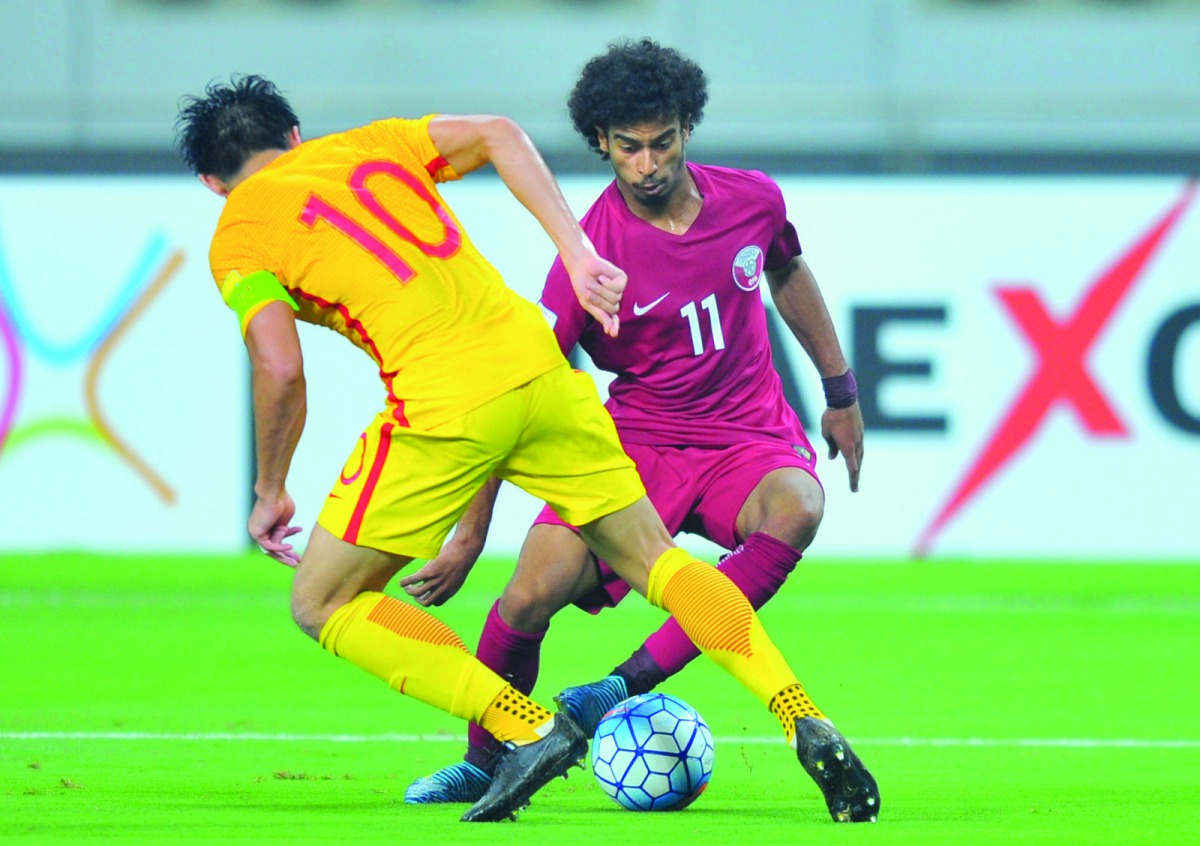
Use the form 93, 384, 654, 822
432, 114, 532, 175
479, 114, 522, 140
246, 333, 304, 388
253, 349, 305, 395
477, 115, 529, 157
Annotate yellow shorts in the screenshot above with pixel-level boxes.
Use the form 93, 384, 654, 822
317, 363, 645, 559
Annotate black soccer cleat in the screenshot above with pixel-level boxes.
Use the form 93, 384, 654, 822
460, 713, 588, 822
794, 716, 880, 823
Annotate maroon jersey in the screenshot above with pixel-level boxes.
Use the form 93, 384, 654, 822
539, 163, 807, 447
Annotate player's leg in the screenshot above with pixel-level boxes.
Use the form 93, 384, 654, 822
621, 460, 825, 690
720, 464, 878, 822
574, 499, 803, 701
584, 527, 808, 700
475, 442, 690, 741
504, 366, 878, 821
734, 465, 824, 550
504, 366, 807, 724
498, 523, 603, 630
578, 501, 878, 823
573, 443, 821, 692
295, 524, 581, 764
405, 521, 599, 804
476, 522, 604, 737
588, 457, 875, 822
311, 402, 589, 821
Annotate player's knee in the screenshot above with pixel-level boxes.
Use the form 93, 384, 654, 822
798, 491, 825, 533
289, 589, 328, 642
794, 508, 824, 550
759, 487, 824, 551
497, 587, 553, 632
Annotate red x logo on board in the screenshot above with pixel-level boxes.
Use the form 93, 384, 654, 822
914, 183, 1196, 557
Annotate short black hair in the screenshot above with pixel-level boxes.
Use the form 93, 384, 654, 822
568, 38, 708, 158
174, 74, 299, 180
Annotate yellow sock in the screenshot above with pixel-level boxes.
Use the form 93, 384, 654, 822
478, 685, 556, 746
769, 683, 828, 746
646, 548, 823, 744
319, 592, 551, 744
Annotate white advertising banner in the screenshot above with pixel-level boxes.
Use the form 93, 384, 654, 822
1, 175, 1195, 560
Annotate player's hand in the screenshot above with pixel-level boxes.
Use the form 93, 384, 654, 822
398, 536, 482, 606
821, 403, 864, 493
248, 492, 303, 567
567, 252, 627, 338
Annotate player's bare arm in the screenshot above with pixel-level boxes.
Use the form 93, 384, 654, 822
399, 477, 502, 607
244, 300, 307, 564
767, 257, 864, 492
427, 114, 627, 337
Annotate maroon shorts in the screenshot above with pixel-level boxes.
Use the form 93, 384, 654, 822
532, 438, 820, 613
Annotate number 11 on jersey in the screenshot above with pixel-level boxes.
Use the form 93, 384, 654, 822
680, 294, 726, 356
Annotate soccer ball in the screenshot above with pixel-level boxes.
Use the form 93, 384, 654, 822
590, 692, 715, 811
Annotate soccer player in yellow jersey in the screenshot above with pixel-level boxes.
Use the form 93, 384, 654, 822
175, 75, 877, 823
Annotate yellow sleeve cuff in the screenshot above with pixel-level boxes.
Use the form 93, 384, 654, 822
220, 270, 299, 335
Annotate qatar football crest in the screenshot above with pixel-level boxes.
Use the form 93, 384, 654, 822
731, 245, 764, 291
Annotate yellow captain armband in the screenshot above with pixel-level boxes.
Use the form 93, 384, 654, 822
220, 270, 299, 335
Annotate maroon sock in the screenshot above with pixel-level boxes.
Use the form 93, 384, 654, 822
465, 600, 546, 771
628, 532, 802, 682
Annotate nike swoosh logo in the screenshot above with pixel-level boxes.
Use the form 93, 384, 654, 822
632, 293, 669, 316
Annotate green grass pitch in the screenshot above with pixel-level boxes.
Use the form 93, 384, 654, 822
2, 553, 1198, 844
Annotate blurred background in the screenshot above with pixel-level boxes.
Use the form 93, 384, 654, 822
0, 0, 1197, 560
3, 0, 1199, 172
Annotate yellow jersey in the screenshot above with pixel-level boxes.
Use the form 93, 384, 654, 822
208, 114, 564, 430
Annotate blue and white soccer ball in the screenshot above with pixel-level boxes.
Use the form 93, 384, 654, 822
590, 692, 715, 811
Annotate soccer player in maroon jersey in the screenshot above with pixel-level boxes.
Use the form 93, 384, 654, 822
403, 39, 877, 822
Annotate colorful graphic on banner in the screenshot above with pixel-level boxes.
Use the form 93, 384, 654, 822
0, 231, 184, 501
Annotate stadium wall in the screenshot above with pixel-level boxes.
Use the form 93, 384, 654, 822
0, 0, 1198, 170
1, 174, 1195, 559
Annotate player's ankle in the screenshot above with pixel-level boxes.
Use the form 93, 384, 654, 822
464, 744, 501, 774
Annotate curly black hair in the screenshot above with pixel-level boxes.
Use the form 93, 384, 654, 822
174, 74, 299, 180
568, 38, 708, 158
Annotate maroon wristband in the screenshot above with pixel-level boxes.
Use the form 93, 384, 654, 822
822, 369, 858, 410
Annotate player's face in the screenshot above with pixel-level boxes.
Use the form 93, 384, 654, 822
598, 119, 690, 210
